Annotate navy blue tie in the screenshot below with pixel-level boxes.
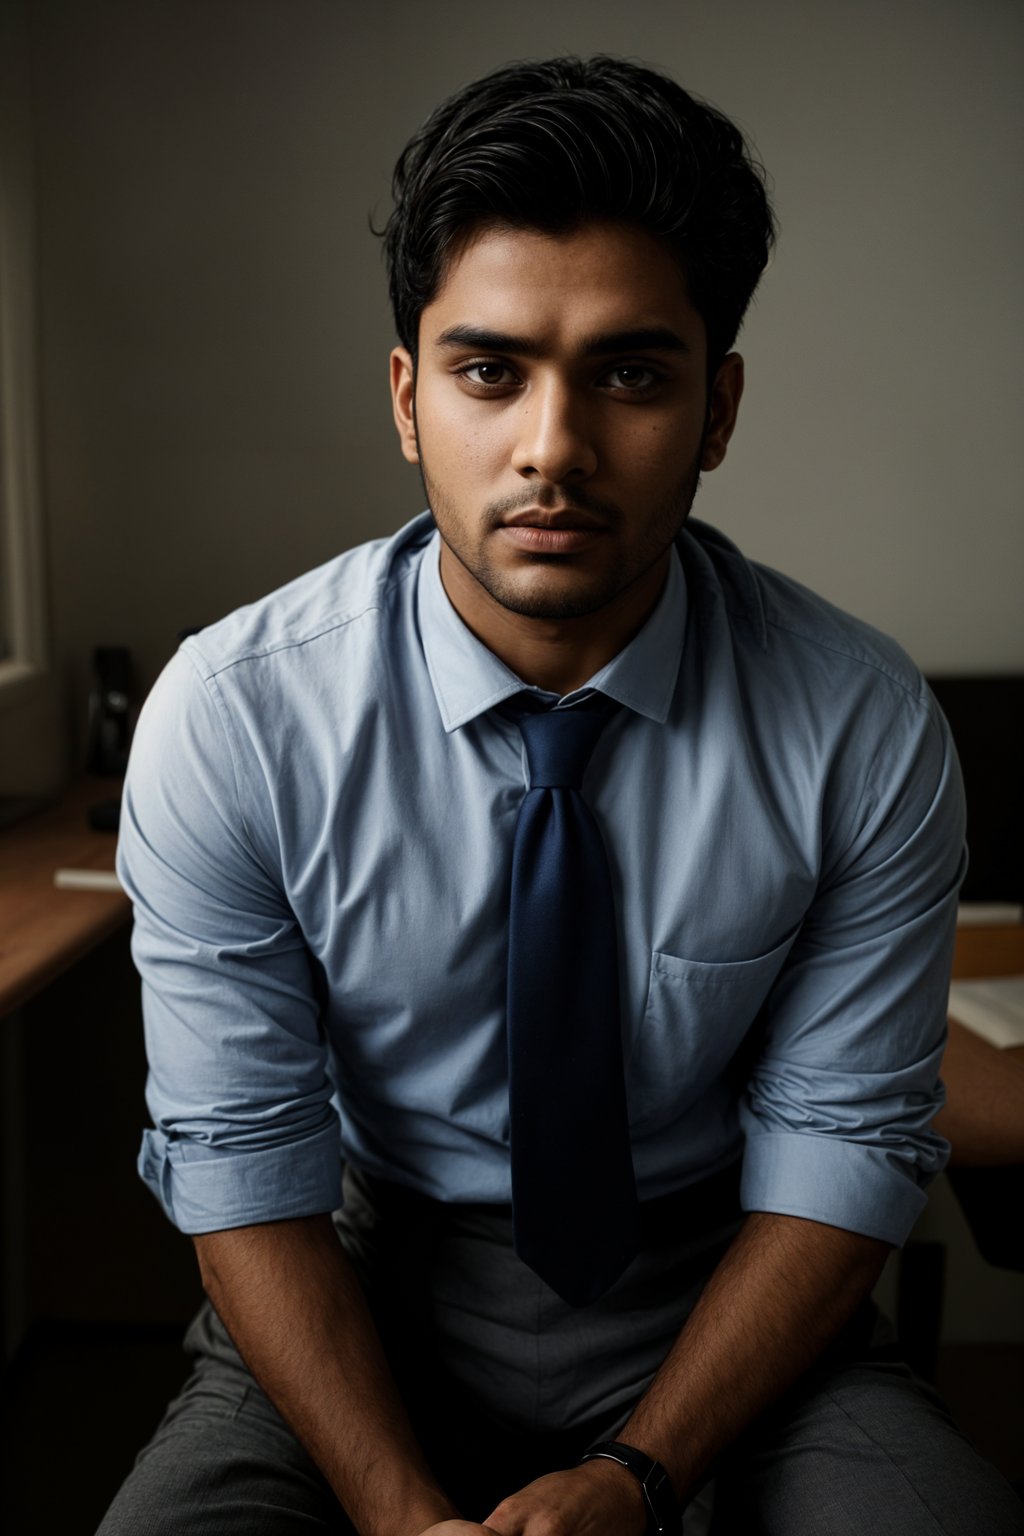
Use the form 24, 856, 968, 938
506, 696, 640, 1306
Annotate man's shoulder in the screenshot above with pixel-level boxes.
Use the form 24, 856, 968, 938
183, 511, 435, 681
680, 518, 930, 707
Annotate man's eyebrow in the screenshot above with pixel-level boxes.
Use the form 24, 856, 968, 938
435, 326, 543, 356
433, 324, 690, 358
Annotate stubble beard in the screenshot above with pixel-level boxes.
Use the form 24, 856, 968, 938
416, 443, 705, 623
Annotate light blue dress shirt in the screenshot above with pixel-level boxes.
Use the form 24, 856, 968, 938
118, 512, 965, 1246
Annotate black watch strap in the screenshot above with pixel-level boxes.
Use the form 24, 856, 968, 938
579, 1440, 683, 1534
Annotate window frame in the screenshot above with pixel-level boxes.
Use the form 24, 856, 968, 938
0, 0, 62, 801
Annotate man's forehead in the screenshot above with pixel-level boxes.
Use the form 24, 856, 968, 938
421, 220, 701, 349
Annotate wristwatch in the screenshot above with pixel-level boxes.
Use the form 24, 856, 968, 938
579, 1440, 683, 1533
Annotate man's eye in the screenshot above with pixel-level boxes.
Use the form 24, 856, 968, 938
605, 364, 659, 391
460, 362, 514, 387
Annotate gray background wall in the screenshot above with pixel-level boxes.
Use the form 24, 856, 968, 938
24, 0, 1023, 751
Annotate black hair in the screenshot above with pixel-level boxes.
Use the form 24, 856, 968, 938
380, 55, 777, 378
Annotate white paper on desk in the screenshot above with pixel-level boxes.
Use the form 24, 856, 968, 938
53, 868, 123, 892
948, 978, 1024, 1048
956, 902, 1024, 926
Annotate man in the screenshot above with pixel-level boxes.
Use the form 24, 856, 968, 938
100, 56, 1022, 1536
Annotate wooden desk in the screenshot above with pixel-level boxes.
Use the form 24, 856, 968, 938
0, 778, 200, 1362
953, 922, 1024, 982
0, 777, 130, 1017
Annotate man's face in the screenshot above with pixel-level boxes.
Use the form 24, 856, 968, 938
390, 220, 742, 632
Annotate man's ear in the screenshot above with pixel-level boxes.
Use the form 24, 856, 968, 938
390, 347, 419, 465
700, 352, 744, 473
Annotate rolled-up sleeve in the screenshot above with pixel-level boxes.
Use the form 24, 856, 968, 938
739, 687, 966, 1245
116, 647, 343, 1233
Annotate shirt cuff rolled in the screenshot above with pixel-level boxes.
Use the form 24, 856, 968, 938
740, 1129, 944, 1246
138, 1121, 344, 1233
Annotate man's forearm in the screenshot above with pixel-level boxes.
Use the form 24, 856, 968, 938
619, 1210, 891, 1503
193, 1214, 458, 1536
934, 1018, 1024, 1166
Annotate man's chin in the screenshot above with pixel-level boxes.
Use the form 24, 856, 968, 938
480, 573, 626, 623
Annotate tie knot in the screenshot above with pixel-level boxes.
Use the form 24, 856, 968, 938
518, 703, 614, 790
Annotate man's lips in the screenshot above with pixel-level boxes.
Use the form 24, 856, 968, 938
501, 507, 608, 531
498, 508, 609, 552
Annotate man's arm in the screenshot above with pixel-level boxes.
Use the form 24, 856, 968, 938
194, 1215, 462, 1536
118, 645, 502, 1536
934, 1019, 1024, 1166
484, 1210, 890, 1535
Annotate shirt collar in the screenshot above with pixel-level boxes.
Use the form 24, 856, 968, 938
416, 524, 688, 733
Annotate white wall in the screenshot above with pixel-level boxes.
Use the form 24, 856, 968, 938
27, 0, 1023, 738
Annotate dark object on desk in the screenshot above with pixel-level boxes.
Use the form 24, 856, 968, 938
947, 1165, 1024, 1272
88, 798, 121, 833
86, 647, 135, 776
927, 674, 1023, 904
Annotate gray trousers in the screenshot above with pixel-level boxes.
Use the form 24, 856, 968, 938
98, 1167, 1023, 1535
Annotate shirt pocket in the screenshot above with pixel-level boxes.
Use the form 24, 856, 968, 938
628, 934, 797, 1136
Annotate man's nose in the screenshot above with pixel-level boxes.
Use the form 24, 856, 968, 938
510, 381, 598, 483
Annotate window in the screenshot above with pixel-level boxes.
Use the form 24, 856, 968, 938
0, 0, 63, 802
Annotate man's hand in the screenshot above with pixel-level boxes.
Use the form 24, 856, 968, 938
416, 1524, 500, 1535
482, 1460, 647, 1536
